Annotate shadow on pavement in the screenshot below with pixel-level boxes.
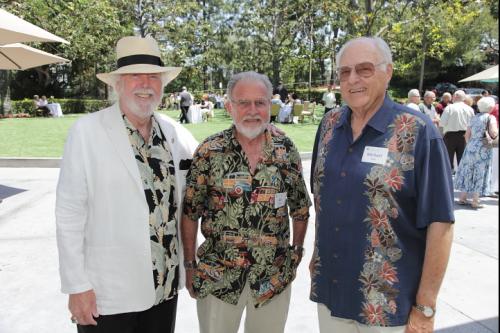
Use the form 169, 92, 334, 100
436, 317, 499, 333
0, 184, 27, 200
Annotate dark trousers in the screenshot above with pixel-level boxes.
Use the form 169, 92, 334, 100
77, 296, 177, 333
444, 130, 466, 170
179, 105, 190, 124
37, 106, 50, 117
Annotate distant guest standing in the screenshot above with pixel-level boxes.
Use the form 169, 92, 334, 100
455, 97, 498, 208
179, 86, 193, 124
440, 90, 475, 171
274, 80, 288, 103
322, 85, 337, 113
406, 89, 421, 111
419, 91, 440, 126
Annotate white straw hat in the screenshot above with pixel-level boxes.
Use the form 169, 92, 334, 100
96, 36, 182, 87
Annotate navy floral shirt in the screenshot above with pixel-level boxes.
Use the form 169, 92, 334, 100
310, 96, 454, 326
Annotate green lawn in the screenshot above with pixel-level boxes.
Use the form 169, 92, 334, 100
0, 108, 323, 157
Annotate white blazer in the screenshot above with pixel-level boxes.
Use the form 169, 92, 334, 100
55, 104, 198, 315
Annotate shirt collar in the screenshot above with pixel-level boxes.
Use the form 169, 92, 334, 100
122, 113, 160, 144
228, 125, 274, 162
335, 94, 394, 134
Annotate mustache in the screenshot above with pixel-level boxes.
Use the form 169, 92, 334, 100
242, 116, 263, 121
133, 89, 156, 95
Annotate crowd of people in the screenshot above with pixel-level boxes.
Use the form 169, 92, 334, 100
55, 34, 497, 333
404, 87, 499, 207
32, 94, 63, 117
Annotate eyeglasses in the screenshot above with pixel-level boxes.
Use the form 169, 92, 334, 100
230, 99, 270, 110
336, 62, 386, 82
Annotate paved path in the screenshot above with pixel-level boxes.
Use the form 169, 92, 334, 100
0, 165, 498, 333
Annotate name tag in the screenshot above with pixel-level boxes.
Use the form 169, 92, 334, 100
361, 146, 389, 165
275, 192, 287, 208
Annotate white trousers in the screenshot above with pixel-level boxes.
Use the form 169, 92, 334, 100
317, 303, 406, 333
197, 283, 292, 333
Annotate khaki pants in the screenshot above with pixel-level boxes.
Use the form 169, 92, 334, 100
318, 303, 406, 333
197, 283, 292, 333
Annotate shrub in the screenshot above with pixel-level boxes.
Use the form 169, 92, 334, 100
10, 98, 111, 115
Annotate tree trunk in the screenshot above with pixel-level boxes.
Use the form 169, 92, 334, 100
308, 18, 314, 100
419, 35, 427, 93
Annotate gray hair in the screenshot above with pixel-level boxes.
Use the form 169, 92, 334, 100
477, 96, 496, 113
336, 36, 393, 67
442, 92, 452, 100
453, 90, 466, 102
424, 91, 436, 98
226, 71, 273, 100
408, 89, 420, 98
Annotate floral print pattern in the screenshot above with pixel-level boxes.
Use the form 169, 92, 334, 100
454, 113, 495, 196
124, 115, 179, 304
311, 107, 425, 326
183, 126, 311, 308
358, 113, 421, 325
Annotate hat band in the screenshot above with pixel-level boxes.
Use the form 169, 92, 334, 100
117, 54, 164, 68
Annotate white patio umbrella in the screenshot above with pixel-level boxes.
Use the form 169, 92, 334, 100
0, 43, 69, 70
459, 65, 499, 83
0, 8, 69, 45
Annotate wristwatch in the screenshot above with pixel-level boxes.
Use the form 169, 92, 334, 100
183, 260, 197, 270
414, 304, 436, 318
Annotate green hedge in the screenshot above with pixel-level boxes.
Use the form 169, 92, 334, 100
10, 98, 111, 115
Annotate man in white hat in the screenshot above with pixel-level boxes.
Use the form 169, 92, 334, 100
55, 35, 198, 333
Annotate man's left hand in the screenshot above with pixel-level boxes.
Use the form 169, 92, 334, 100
405, 307, 434, 333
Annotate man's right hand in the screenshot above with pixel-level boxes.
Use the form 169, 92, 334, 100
185, 269, 197, 299
69, 289, 99, 326
309, 258, 315, 278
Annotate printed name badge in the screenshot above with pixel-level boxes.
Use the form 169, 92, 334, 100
361, 146, 389, 165
275, 192, 287, 208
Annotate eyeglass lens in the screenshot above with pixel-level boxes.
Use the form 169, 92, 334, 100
337, 62, 377, 82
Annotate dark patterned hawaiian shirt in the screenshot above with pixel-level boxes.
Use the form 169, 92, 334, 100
123, 115, 179, 305
183, 126, 311, 308
310, 96, 454, 326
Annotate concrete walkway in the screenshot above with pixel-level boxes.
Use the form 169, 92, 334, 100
0, 164, 498, 333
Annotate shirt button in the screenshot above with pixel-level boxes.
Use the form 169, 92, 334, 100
340, 171, 346, 177
336, 199, 342, 205
348, 147, 353, 153
332, 279, 338, 284
333, 253, 338, 258
335, 227, 340, 232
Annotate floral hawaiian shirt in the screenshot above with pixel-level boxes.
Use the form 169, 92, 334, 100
183, 126, 311, 308
123, 115, 179, 305
310, 96, 454, 326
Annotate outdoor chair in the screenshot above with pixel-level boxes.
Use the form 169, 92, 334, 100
270, 104, 280, 122
301, 102, 317, 123
292, 104, 304, 123
201, 101, 214, 121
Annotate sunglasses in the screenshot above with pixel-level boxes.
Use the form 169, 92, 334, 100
336, 62, 386, 82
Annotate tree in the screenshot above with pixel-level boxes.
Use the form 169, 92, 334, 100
5, 0, 133, 98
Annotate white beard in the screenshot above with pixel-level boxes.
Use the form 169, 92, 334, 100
234, 115, 269, 140
118, 88, 160, 120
